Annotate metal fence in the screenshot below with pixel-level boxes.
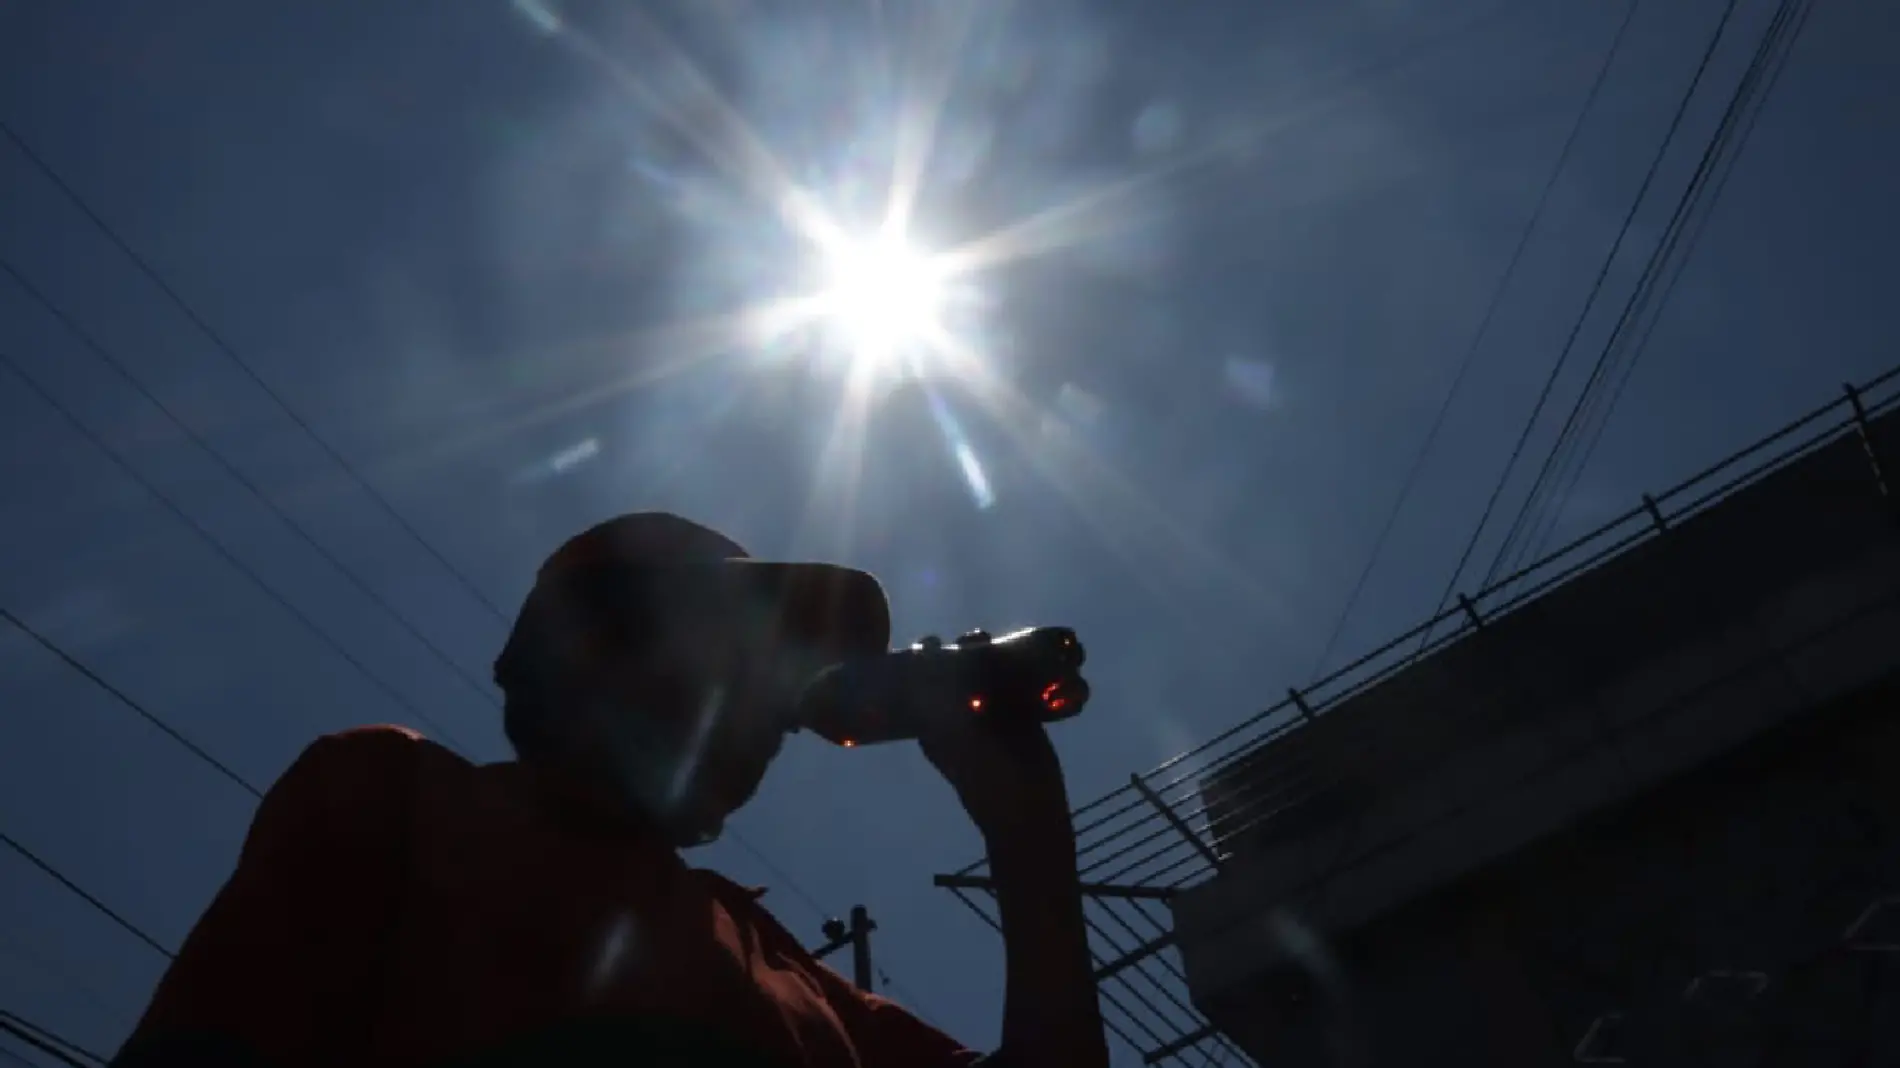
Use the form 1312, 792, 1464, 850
935, 361, 1900, 1068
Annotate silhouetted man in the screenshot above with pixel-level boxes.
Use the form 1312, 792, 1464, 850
114, 512, 1108, 1068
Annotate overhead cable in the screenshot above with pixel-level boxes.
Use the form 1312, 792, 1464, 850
0, 120, 509, 623
1494, 0, 1817, 576
0, 352, 473, 753
1307, 0, 1645, 681
0, 261, 498, 723
1419, 0, 1744, 652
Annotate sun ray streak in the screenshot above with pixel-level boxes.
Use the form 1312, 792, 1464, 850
881, 1, 986, 239
793, 362, 877, 563
926, 329, 1276, 625
935, 156, 1191, 279
920, 387, 995, 511
541, 9, 849, 253
337, 304, 803, 491
928, 0, 1527, 282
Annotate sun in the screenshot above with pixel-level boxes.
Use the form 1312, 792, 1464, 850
814, 231, 947, 368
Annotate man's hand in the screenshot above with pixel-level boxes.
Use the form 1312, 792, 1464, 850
917, 715, 1071, 842
917, 715, 1109, 1068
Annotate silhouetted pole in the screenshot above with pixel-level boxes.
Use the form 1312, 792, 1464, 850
813, 905, 878, 990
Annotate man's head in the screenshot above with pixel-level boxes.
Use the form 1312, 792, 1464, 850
494, 513, 890, 846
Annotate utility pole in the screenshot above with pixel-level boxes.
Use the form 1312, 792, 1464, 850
813, 904, 877, 991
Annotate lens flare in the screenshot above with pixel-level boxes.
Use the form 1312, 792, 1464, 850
815, 231, 947, 368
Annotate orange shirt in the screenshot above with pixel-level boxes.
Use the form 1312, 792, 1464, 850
118, 726, 983, 1068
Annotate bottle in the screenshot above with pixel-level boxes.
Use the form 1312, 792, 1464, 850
793, 626, 1089, 747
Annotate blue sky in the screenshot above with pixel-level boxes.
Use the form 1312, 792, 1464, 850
1, 0, 1896, 1063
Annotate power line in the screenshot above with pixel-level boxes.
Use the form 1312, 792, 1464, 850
0, 937, 129, 1048
1420, 0, 1743, 648
0, 1010, 106, 1068
0, 120, 508, 624
1469, 0, 1753, 593
0, 607, 257, 799
1501, 0, 1816, 574
0, 353, 473, 754
0, 608, 259, 962
1306, 0, 1644, 681
0, 1024, 86, 1068
0, 830, 173, 962
1494, 0, 1807, 576
0, 258, 499, 719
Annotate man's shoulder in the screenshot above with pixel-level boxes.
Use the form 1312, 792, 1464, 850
299, 722, 465, 769
690, 868, 771, 903
269, 724, 468, 810
691, 870, 824, 965
309, 722, 453, 755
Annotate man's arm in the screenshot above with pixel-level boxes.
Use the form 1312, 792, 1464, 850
920, 723, 1109, 1068
984, 811, 1107, 1068
113, 727, 421, 1068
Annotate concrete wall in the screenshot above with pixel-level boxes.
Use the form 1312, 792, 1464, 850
1174, 418, 1900, 1007
1193, 674, 1900, 1066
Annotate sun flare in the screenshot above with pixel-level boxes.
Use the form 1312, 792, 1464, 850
814, 231, 947, 368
